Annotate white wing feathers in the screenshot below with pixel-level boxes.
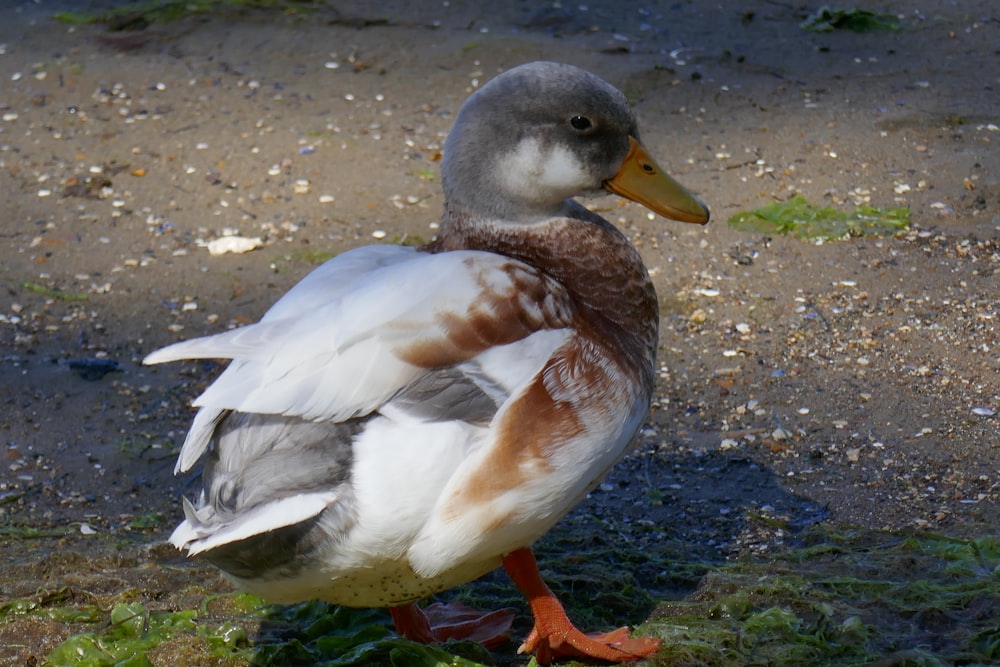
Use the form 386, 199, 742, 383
145, 245, 574, 472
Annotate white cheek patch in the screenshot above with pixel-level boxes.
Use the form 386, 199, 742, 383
496, 137, 592, 203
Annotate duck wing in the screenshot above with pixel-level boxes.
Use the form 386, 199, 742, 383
145, 245, 576, 473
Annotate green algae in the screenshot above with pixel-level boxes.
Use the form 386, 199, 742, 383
0, 523, 72, 540
0, 525, 993, 666
801, 6, 903, 33
285, 249, 337, 266
47, 603, 198, 666
44, 600, 491, 667
53, 1, 327, 26
642, 528, 1000, 667
20, 281, 89, 301
727, 195, 910, 241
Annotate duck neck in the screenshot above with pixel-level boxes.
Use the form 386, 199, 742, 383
426, 205, 659, 369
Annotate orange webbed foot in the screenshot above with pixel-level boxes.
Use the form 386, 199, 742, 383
389, 601, 515, 649
520, 623, 661, 664
503, 547, 661, 664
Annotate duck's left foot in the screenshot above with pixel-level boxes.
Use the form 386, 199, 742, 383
388, 601, 515, 649
503, 547, 661, 664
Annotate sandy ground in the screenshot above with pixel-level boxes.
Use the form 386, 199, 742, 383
0, 0, 997, 662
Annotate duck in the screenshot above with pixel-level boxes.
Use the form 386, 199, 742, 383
145, 60, 709, 664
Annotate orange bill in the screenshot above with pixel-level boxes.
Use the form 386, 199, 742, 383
603, 136, 709, 224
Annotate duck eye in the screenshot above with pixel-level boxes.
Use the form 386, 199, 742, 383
569, 115, 593, 132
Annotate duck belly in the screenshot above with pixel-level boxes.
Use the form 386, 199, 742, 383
223, 553, 502, 608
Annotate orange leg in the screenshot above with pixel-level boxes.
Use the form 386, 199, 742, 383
388, 601, 514, 649
502, 547, 661, 664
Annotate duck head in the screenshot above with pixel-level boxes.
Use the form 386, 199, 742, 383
440, 61, 709, 225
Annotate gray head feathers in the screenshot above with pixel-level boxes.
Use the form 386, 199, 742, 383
441, 61, 639, 222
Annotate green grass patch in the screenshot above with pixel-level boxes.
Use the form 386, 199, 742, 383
727, 195, 910, 241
